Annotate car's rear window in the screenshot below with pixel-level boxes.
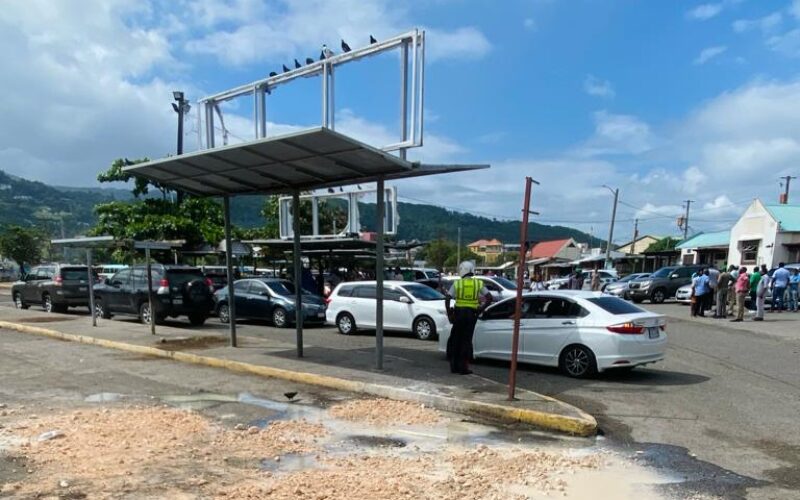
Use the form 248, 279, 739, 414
401, 283, 444, 301
62, 268, 93, 280
336, 285, 354, 297
166, 270, 205, 286
587, 297, 647, 314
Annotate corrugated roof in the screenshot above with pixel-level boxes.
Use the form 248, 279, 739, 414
764, 204, 800, 232
676, 230, 730, 250
528, 238, 574, 258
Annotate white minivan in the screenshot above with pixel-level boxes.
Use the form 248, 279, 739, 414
325, 280, 451, 340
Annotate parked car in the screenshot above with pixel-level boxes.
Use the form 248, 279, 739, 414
95, 264, 128, 281
213, 278, 325, 327
200, 265, 241, 291
326, 281, 450, 340
438, 291, 667, 378
545, 276, 570, 290
93, 265, 214, 326
628, 265, 703, 304
581, 270, 618, 291
12, 264, 99, 313
605, 273, 651, 299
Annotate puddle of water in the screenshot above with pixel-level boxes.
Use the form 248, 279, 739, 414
84, 393, 124, 403
260, 452, 319, 472
342, 435, 407, 448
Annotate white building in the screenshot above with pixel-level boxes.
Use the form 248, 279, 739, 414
728, 199, 800, 268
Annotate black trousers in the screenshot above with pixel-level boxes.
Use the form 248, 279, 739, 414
447, 307, 478, 374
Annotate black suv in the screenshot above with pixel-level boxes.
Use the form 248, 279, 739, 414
12, 264, 97, 313
628, 265, 704, 304
93, 265, 213, 326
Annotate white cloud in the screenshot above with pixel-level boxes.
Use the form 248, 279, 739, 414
583, 75, 615, 99
732, 12, 783, 34
687, 3, 724, 21
693, 45, 727, 65
577, 111, 654, 157
184, 0, 491, 65
523, 18, 536, 31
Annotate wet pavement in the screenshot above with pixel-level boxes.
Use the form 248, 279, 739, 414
0, 327, 759, 499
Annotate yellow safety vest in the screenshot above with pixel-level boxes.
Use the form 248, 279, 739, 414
454, 277, 481, 309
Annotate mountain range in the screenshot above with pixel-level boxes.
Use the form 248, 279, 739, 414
0, 169, 596, 246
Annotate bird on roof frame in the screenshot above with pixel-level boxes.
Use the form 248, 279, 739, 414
341, 39, 351, 52
369, 35, 377, 44
294, 59, 301, 69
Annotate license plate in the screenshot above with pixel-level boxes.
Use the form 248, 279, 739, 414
173, 298, 183, 304
79, 286, 87, 292
647, 327, 660, 339
317, 312, 325, 318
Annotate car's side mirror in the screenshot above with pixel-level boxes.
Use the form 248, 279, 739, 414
104, 278, 111, 285
398, 296, 412, 304
670, 274, 680, 279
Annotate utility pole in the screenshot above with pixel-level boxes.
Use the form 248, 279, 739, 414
456, 227, 461, 266
630, 218, 639, 255
683, 200, 693, 241
780, 175, 796, 204
172, 91, 190, 205
509, 177, 539, 401
603, 186, 619, 270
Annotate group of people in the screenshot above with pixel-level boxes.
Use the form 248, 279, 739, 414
690, 262, 800, 322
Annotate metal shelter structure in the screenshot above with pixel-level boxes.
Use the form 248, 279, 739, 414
125, 129, 487, 368
50, 236, 116, 327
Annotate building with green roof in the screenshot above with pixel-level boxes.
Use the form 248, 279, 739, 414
728, 199, 800, 269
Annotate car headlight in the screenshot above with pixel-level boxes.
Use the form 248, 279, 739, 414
639, 280, 652, 288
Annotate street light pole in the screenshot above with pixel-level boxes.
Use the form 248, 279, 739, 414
603, 186, 619, 270
172, 91, 190, 205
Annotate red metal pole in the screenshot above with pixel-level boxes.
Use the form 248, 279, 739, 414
508, 177, 534, 400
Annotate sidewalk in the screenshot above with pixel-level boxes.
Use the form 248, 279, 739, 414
649, 302, 800, 341
0, 307, 596, 436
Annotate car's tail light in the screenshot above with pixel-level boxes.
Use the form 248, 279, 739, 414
53, 275, 63, 286
156, 278, 170, 295
324, 296, 332, 305
607, 322, 644, 334
159, 278, 169, 287
204, 277, 214, 292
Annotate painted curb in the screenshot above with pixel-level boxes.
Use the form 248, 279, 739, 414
0, 320, 597, 436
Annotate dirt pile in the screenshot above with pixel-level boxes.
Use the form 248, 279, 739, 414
328, 398, 445, 426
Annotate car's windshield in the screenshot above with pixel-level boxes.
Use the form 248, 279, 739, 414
424, 270, 441, 279
401, 283, 445, 301
619, 274, 645, 283
266, 281, 313, 296
491, 277, 517, 290
62, 268, 95, 281
586, 297, 648, 314
651, 267, 675, 278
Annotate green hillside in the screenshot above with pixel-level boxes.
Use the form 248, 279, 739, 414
0, 169, 597, 245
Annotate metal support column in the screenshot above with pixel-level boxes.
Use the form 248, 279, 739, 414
87, 249, 96, 327
399, 41, 409, 161
223, 196, 237, 347
375, 177, 386, 370
145, 247, 155, 335
292, 191, 303, 357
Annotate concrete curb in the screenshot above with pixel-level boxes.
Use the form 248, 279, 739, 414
0, 320, 597, 436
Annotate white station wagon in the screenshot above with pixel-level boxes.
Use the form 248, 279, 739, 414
438, 290, 667, 378
326, 281, 450, 340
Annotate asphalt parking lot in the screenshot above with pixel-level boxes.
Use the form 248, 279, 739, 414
0, 289, 798, 499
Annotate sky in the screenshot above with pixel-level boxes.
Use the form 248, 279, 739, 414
2, 0, 800, 244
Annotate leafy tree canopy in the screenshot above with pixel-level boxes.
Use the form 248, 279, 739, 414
645, 237, 680, 253
0, 225, 43, 274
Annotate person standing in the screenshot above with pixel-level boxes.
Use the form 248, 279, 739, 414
445, 261, 492, 375
715, 266, 731, 319
591, 270, 601, 291
754, 265, 769, 321
790, 268, 800, 312
749, 266, 762, 310
692, 268, 710, 318
707, 266, 720, 314
771, 262, 790, 313
731, 267, 749, 322
530, 272, 545, 291
727, 265, 739, 317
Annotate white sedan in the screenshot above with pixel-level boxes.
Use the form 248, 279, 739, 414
438, 290, 667, 378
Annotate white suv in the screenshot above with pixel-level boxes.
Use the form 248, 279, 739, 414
325, 280, 450, 341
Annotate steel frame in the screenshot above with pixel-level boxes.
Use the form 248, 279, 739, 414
197, 29, 425, 156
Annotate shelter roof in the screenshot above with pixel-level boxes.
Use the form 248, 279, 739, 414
124, 127, 487, 197
676, 230, 731, 250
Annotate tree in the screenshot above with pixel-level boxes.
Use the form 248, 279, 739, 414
422, 239, 456, 271
0, 225, 43, 275
645, 237, 680, 253
90, 158, 226, 262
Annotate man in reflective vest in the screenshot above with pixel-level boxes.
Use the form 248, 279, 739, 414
445, 261, 492, 375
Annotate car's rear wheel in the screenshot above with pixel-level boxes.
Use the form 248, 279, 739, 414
651, 288, 667, 304
218, 303, 230, 324
94, 299, 111, 319
13, 292, 28, 310
337, 312, 355, 335
413, 316, 436, 341
139, 302, 154, 325
559, 345, 597, 378
188, 312, 206, 326
272, 307, 288, 328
